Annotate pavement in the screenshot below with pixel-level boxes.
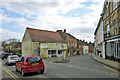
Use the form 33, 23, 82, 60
92, 54, 120, 71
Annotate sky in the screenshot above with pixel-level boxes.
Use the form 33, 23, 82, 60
0, 0, 105, 43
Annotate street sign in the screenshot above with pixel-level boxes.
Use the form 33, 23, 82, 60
58, 55, 62, 61
62, 49, 64, 52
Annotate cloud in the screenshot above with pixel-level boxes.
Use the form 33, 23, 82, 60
1, 0, 105, 43
0, 28, 24, 41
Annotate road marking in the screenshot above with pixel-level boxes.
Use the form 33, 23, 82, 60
68, 65, 73, 67
103, 65, 118, 73
3, 66, 20, 79
2, 67, 17, 80
0, 65, 20, 80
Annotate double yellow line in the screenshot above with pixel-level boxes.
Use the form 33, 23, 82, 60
1, 65, 20, 80
104, 65, 118, 73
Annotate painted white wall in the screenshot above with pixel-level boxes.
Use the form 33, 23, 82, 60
98, 19, 104, 44
83, 45, 89, 54
97, 18, 106, 58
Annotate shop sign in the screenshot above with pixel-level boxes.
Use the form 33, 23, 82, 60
40, 45, 48, 48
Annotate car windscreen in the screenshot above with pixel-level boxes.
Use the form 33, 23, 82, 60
26, 56, 41, 63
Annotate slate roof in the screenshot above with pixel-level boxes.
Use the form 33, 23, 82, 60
77, 40, 83, 45
61, 32, 77, 39
27, 27, 66, 43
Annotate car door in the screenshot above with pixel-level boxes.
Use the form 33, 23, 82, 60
19, 57, 26, 71
16, 57, 22, 71
17, 57, 25, 71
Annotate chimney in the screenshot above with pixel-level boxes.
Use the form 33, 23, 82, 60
83, 40, 85, 42
64, 29, 66, 33
56, 30, 62, 32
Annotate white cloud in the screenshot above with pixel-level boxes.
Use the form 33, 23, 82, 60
1, 0, 105, 42
0, 28, 24, 41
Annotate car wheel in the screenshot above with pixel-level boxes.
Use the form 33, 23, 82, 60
21, 69, 25, 76
38, 70, 44, 74
16, 67, 18, 72
5, 59, 7, 65
7, 62, 9, 66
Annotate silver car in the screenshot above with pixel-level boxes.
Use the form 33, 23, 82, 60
5, 55, 19, 65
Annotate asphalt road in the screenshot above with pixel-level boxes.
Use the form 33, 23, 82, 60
0, 54, 118, 79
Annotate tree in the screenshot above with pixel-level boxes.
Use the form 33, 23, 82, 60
1, 41, 7, 48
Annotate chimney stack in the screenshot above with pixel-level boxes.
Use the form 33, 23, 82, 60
83, 40, 85, 42
64, 29, 66, 33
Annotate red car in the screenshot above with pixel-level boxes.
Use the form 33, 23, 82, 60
15, 55, 45, 76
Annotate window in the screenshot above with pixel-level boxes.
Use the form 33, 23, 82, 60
114, 19, 117, 35
68, 50, 70, 53
106, 2, 109, 17
107, 25, 110, 37
113, 2, 117, 11
106, 7, 108, 17
73, 42, 75, 46
20, 57, 26, 62
68, 41, 70, 46
48, 50, 56, 55
58, 50, 62, 55
56, 43, 59, 46
79, 45, 81, 48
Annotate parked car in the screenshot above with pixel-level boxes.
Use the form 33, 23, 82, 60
15, 55, 45, 76
1, 53, 12, 60
0, 52, 5, 60
5, 55, 19, 65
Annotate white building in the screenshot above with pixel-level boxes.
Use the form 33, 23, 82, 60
94, 17, 105, 58
83, 45, 89, 54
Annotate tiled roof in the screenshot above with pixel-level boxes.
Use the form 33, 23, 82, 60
27, 27, 66, 43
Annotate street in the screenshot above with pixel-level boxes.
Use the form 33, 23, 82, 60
0, 54, 118, 79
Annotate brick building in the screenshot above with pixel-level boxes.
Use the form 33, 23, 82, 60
57, 29, 77, 56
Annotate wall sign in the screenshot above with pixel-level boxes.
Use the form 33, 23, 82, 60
40, 45, 48, 48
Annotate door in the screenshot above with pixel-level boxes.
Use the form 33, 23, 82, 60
116, 42, 120, 59
18, 57, 26, 71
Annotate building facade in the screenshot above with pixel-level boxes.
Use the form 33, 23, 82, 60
57, 29, 77, 56
22, 27, 67, 58
102, 0, 120, 60
88, 42, 94, 54
94, 17, 105, 58
77, 40, 83, 55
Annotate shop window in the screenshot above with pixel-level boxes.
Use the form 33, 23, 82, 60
56, 43, 59, 46
48, 50, 56, 55
58, 50, 62, 55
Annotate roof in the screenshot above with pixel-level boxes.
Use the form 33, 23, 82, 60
27, 27, 66, 43
94, 17, 102, 35
62, 32, 76, 39
77, 40, 83, 45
